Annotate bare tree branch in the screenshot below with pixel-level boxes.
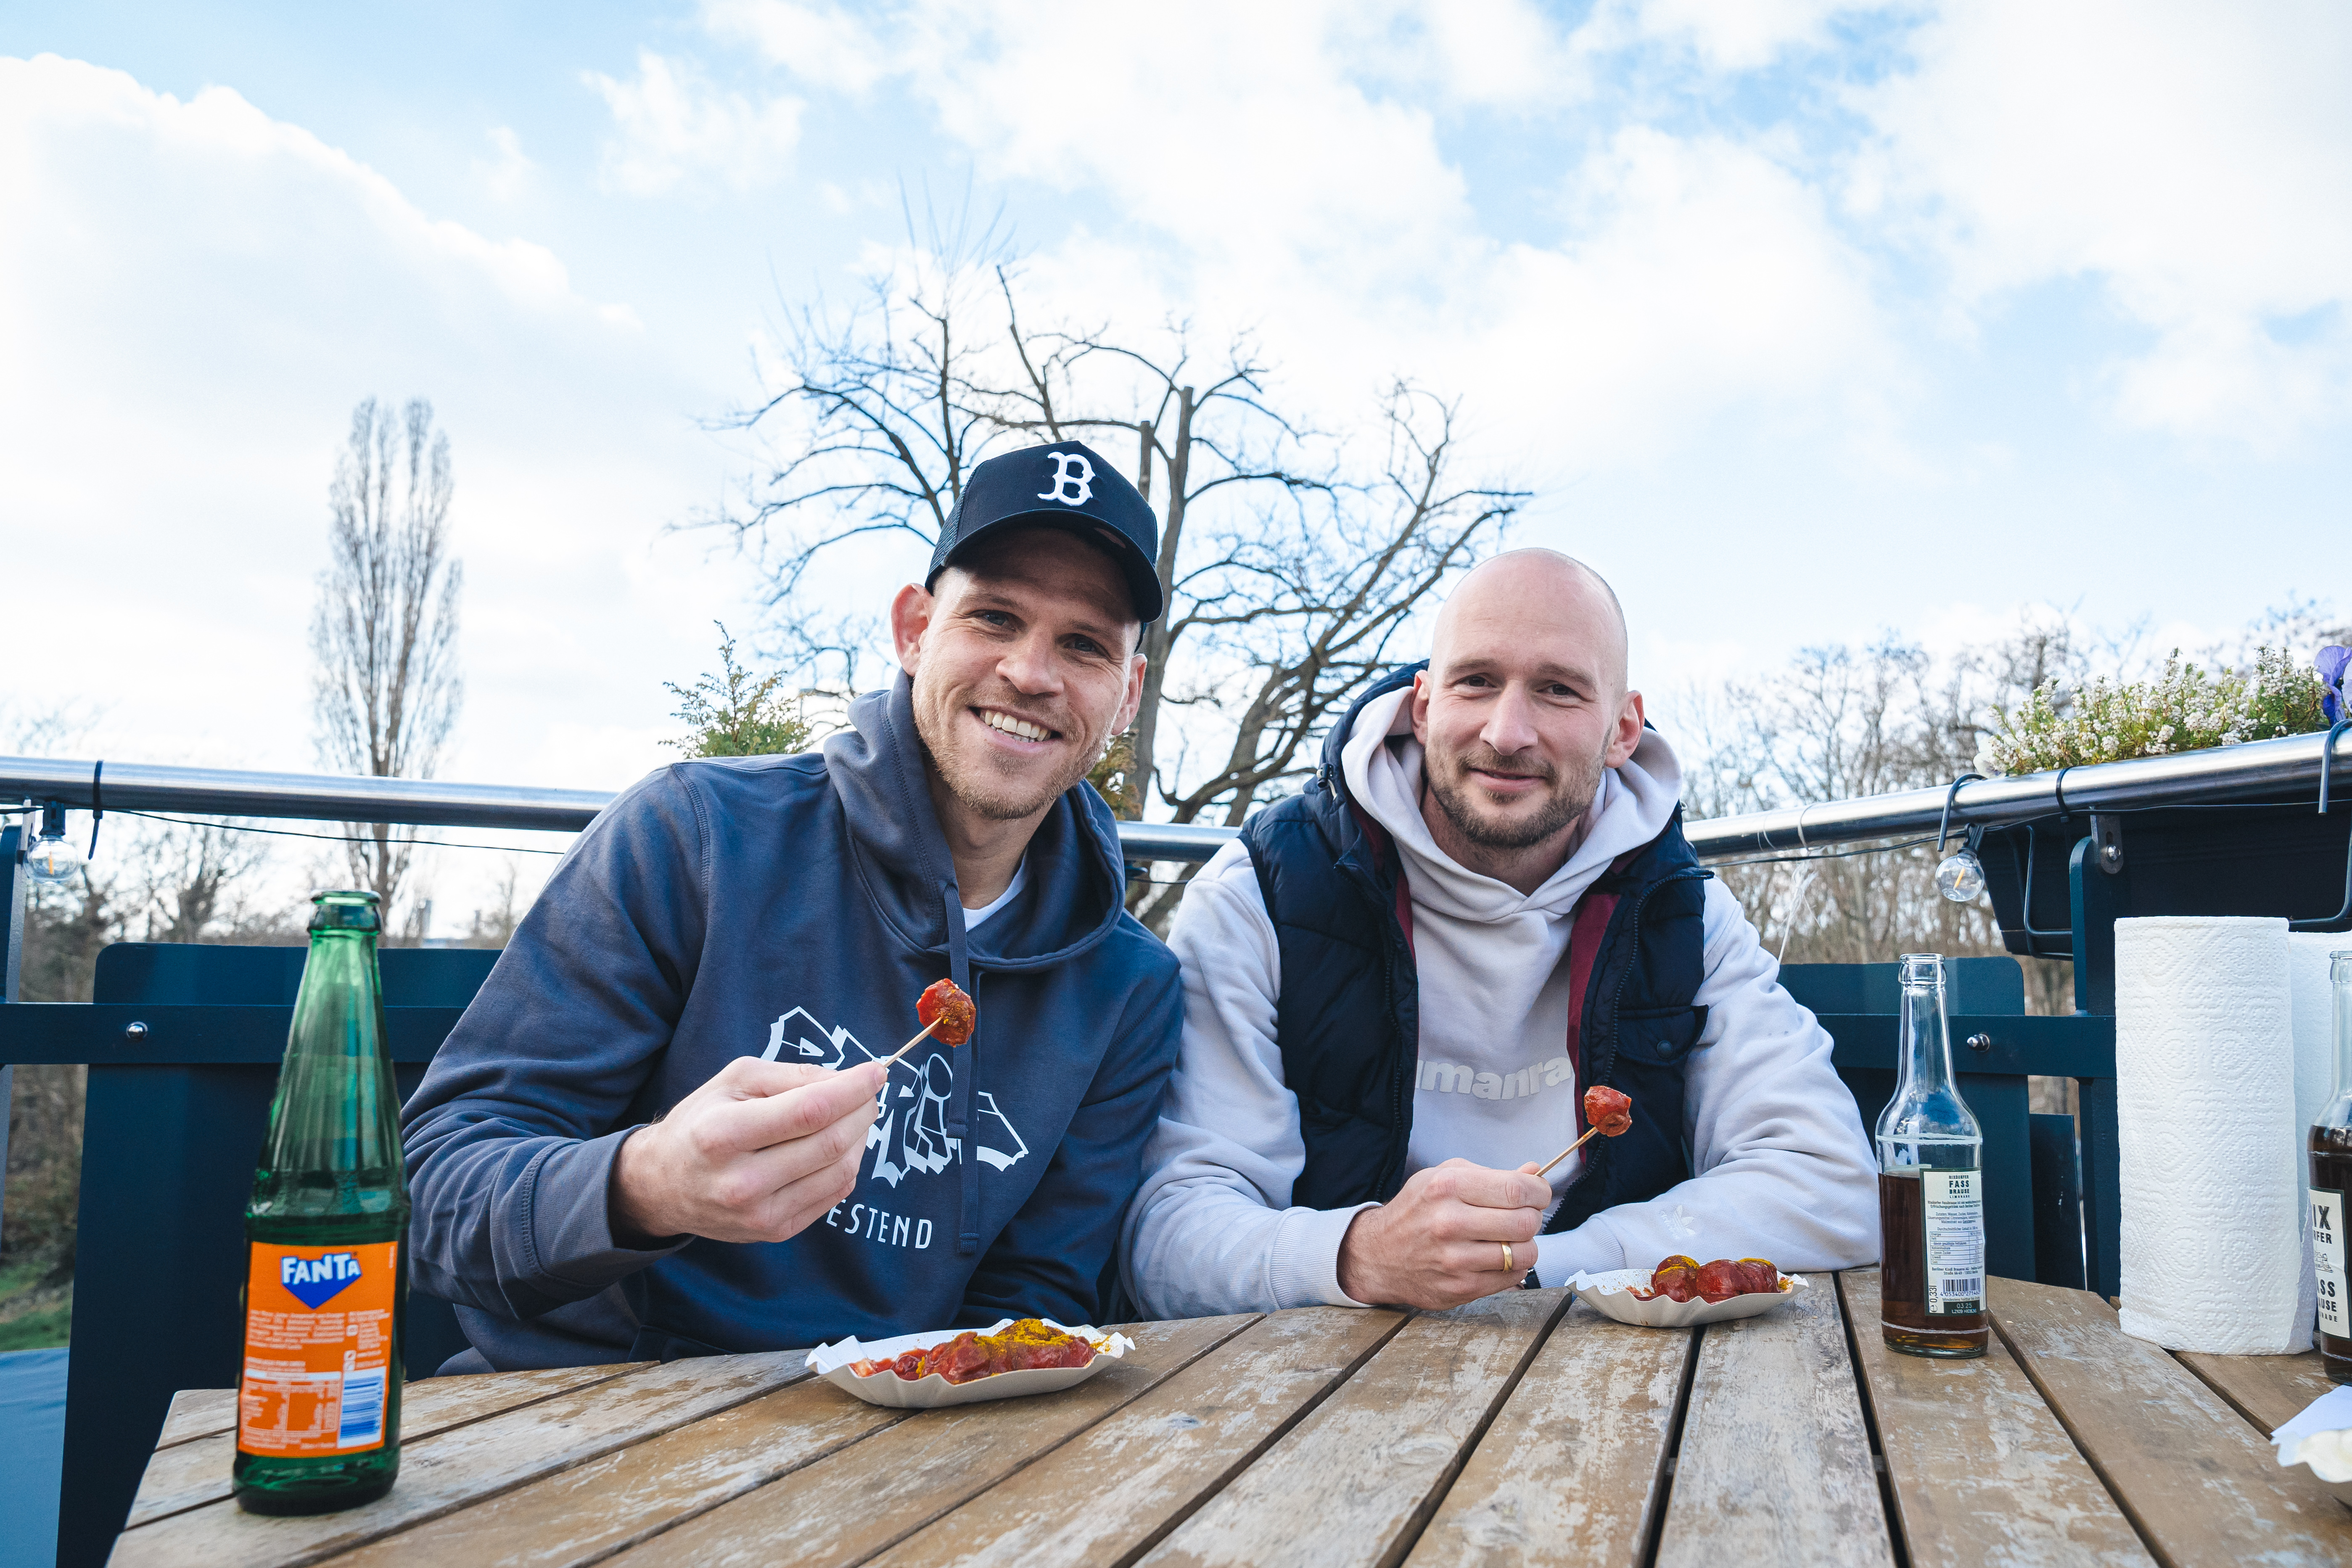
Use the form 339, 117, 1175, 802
311, 396, 463, 931
703, 232, 1528, 931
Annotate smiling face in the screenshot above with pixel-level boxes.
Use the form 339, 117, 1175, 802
1411, 552, 1644, 881
893, 525, 1145, 828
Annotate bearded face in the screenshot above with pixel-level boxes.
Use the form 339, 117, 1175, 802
899, 527, 1143, 825
1422, 728, 1609, 851
1408, 552, 1644, 885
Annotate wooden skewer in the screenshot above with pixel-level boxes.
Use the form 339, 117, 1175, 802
1534, 1124, 1604, 1181
876, 1017, 943, 1071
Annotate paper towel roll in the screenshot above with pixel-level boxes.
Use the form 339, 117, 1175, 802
2115, 917, 2302, 1354
2291, 935, 2352, 1347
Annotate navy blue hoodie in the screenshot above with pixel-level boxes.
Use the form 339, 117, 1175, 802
400, 674, 1183, 1367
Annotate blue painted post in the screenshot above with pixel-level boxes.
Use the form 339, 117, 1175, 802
0, 822, 23, 1251
2070, 837, 2124, 1299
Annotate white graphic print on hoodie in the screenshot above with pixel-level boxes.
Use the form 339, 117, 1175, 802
1122, 687, 1879, 1319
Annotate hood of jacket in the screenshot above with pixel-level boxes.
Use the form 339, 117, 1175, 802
822, 671, 1131, 971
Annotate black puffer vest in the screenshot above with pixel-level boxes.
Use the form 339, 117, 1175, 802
1238, 664, 1711, 1234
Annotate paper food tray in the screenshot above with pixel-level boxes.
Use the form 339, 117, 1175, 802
805, 1319, 1134, 1408
1570, 1268, 1805, 1328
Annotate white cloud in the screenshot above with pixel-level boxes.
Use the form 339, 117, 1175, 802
1594, 0, 1887, 73
702, 0, 893, 93
584, 49, 803, 197
1852, 0, 2352, 445
0, 52, 759, 923
473, 125, 534, 202
717, 2, 1897, 478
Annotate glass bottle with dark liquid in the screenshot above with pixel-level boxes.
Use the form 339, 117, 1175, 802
1879, 952, 1988, 1357
2311, 950, 2352, 1383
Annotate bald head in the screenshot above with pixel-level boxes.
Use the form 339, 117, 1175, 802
1410, 548, 1645, 891
1432, 550, 1628, 697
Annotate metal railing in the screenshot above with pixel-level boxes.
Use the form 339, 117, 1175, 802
5, 726, 2345, 865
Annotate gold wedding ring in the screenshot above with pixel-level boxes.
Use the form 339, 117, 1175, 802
1499, 1242, 1515, 1275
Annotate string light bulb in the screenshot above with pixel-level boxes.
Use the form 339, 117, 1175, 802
1932, 775, 1988, 905
1936, 824, 1987, 904
23, 801, 87, 885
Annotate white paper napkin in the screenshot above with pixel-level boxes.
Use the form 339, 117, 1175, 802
2114, 917, 2304, 1354
2271, 1384, 2352, 1481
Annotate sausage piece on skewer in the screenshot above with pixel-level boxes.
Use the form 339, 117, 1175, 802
916, 978, 976, 1046
881, 978, 977, 1068
1583, 1085, 1633, 1138
1534, 1086, 1636, 1179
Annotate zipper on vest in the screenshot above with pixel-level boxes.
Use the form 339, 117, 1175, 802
1555, 866, 1709, 1216
1379, 882, 1414, 1201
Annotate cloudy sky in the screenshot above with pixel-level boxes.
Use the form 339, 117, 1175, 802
4, 2, 2347, 919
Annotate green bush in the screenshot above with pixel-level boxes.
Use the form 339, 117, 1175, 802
665, 624, 814, 759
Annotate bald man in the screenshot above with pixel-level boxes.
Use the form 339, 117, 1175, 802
1123, 551, 1876, 1315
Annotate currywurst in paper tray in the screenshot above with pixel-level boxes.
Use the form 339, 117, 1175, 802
1572, 1266, 1806, 1329
806, 1318, 1134, 1409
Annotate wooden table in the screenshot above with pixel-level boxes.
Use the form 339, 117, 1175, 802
111, 1273, 2352, 1567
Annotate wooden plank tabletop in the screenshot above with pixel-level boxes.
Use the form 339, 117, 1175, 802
1988, 1276, 2352, 1567
112, 1274, 2352, 1568
1655, 1273, 1889, 1568
1403, 1296, 1689, 1568
1840, 1272, 2151, 1568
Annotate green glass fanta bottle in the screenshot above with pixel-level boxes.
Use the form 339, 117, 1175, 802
233, 890, 408, 1514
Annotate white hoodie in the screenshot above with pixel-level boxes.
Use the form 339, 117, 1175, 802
1123, 689, 1878, 1319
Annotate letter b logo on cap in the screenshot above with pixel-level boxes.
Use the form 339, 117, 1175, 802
1038, 451, 1094, 507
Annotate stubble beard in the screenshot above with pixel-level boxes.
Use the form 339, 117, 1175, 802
914, 683, 1102, 824
1425, 742, 1607, 851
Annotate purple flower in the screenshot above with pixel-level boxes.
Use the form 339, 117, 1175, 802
2319, 645, 2352, 725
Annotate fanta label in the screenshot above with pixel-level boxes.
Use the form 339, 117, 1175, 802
237, 1240, 398, 1456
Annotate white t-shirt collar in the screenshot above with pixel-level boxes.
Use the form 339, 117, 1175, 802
962, 854, 1030, 931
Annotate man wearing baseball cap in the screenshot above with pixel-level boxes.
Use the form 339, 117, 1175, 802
402, 440, 1181, 1368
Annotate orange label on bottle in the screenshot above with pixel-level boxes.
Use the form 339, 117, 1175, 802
237, 1240, 398, 1457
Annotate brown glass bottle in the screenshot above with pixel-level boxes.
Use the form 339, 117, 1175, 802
1877, 954, 1989, 1358
2313, 950, 2352, 1384
1880, 1169, 1990, 1354
2314, 1127, 2352, 1383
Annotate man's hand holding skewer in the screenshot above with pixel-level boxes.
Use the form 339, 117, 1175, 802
1335, 1158, 1551, 1309
608, 977, 973, 1248
609, 1058, 886, 1246
1336, 1085, 1643, 1308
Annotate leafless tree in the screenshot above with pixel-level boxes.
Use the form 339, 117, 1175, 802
1123, 386, 1520, 919
967, 285, 1335, 811
711, 233, 1522, 931
460, 858, 527, 949
311, 397, 464, 930
132, 819, 272, 943
708, 200, 1013, 690
1666, 613, 2119, 1063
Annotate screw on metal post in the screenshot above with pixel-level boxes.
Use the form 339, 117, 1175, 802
2091, 813, 2124, 875
123, 1021, 147, 1044
1966, 1033, 1993, 1053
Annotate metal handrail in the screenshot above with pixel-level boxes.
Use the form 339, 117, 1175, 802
5, 727, 2346, 867
1683, 727, 2350, 858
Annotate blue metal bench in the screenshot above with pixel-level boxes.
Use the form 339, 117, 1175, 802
9, 941, 483, 1568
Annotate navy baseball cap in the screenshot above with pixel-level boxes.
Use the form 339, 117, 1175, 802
925, 439, 1165, 624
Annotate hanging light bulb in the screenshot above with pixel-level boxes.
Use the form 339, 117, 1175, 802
1936, 825, 1987, 904
23, 801, 87, 886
